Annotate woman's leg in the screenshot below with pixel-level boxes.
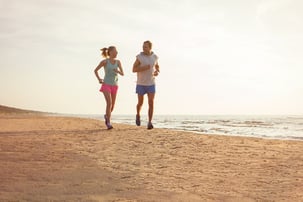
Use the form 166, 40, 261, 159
111, 92, 117, 112
103, 91, 112, 122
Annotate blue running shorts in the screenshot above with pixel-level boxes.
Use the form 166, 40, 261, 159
136, 85, 156, 95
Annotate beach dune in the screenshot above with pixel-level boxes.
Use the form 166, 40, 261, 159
0, 105, 302, 201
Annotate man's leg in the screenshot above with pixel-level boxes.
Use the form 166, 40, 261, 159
136, 95, 144, 126
147, 92, 155, 126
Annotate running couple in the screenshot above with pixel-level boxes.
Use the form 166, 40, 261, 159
94, 40, 160, 130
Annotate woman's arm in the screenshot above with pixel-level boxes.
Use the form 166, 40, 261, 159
132, 58, 150, 73
94, 60, 106, 83
115, 60, 124, 76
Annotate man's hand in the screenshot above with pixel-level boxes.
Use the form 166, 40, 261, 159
144, 65, 151, 70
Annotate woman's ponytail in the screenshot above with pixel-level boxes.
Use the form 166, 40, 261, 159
100, 46, 116, 58
101, 47, 108, 58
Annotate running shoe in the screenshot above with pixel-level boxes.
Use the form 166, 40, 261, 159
136, 115, 141, 126
147, 122, 154, 130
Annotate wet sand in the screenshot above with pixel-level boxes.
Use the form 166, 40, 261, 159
0, 107, 302, 201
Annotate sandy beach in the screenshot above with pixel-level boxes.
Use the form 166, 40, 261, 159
0, 106, 302, 201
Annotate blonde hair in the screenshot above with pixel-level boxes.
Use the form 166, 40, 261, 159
143, 40, 152, 49
100, 46, 116, 58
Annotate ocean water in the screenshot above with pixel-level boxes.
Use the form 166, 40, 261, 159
103, 115, 303, 141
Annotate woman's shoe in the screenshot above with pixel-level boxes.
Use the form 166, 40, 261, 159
107, 124, 113, 130
104, 115, 113, 129
104, 114, 108, 125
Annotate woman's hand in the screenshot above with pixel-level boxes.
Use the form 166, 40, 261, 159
114, 68, 124, 76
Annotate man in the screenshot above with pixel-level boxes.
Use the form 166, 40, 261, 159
132, 40, 160, 129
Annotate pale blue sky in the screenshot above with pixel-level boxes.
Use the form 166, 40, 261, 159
1, 0, 302, 115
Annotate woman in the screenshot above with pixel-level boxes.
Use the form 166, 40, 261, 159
94, 46, 124, 129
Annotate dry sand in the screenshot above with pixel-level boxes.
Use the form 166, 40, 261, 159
0, 106, 302, 201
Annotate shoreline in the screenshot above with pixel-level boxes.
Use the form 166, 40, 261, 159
1, 112, 303, 201
62, 113, 303, 142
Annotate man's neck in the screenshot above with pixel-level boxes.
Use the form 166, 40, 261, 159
143, 51, 152, 56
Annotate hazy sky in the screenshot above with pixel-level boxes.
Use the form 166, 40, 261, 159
1, 0, 303, 115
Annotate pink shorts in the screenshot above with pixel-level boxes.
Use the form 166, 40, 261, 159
100, 83, 118, 94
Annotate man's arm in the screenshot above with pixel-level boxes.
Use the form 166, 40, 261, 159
155, 63, 160, 72
153, 63, 160, 76
132, 58, 150, 73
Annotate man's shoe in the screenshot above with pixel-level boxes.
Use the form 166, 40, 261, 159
136, 115, 141, 126
147, 122, 154, 130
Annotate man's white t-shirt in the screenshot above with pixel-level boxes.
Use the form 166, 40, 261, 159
136, 52, 158, 86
